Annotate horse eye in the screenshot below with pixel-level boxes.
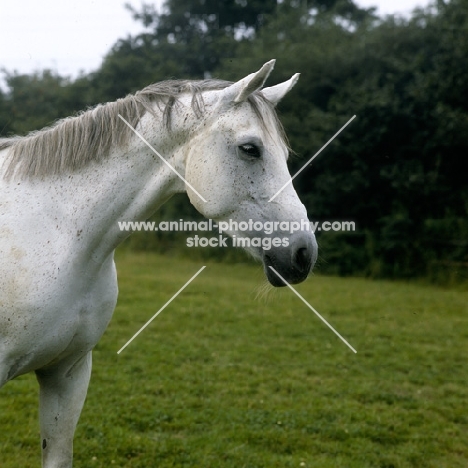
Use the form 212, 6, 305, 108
239, 144, 261, 159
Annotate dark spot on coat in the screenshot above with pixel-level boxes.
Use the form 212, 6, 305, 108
42, 439, 47, 449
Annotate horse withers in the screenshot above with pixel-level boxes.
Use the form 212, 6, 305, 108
0, 60, 316, 466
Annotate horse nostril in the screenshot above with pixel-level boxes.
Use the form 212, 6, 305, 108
294, 247, 311, 273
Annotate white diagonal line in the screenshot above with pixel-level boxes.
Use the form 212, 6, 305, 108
269, 115, 356, 202
117, 266, 206, 354
118, 114, 207, 203
268, 266, 357, 353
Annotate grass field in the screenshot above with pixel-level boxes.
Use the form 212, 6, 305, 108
1, 251, 467, 467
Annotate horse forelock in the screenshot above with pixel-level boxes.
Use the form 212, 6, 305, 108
0, 79, 289, 180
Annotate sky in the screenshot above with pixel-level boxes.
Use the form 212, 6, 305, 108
0, 0, 431, 88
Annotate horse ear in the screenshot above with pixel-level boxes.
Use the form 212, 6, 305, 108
261, 73, 300, 106
222, 60, 276, 104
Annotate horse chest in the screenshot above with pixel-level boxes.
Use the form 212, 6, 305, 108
0, 254, 118, 378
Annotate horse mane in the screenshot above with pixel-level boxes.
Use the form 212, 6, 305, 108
0, 79, 288, 180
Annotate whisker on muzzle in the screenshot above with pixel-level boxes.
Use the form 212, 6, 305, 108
254, 279, 275, 302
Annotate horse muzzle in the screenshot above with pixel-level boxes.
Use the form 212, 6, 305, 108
262, 231, 317, 287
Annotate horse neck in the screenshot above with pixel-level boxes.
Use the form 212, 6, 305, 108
54, 109, 191, 261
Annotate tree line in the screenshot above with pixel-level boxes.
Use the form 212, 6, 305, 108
1, 0, 467, 283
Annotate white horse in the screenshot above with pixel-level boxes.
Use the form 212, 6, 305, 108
0, 60, 316, 467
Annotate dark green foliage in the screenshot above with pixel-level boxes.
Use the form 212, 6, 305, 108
1, 0, 467, 282
1, 71, 74, 135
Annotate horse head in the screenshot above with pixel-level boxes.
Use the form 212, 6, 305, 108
184, 60, 317, 286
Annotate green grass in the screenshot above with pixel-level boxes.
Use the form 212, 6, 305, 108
1, 251, 468, 467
